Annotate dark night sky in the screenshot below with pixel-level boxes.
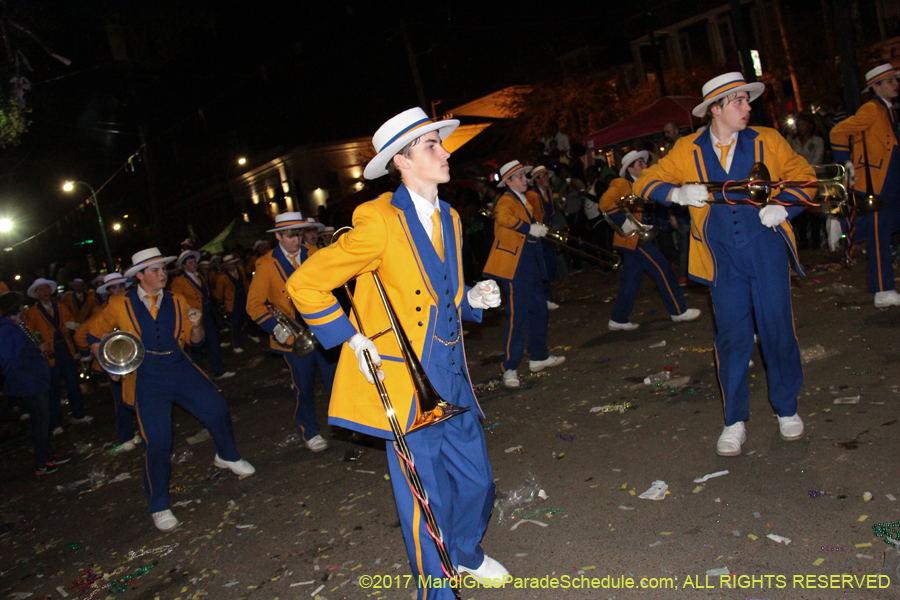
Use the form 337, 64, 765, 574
0, 0, 742, 264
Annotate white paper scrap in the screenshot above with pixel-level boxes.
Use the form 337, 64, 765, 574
504, 445, 523, 453
766, 534, 791, 545
706, 566, 730, 576
290, 581, 315, 587
639, 480, 668, 500
310, 584, 325, 596
510, 519, 548, 530
538, 489, 549, 500
693, 470, 729, 483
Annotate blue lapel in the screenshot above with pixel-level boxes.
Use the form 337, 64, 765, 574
696, 128, 759, 199
390, 184, 449, 288
38, 302, 60, 328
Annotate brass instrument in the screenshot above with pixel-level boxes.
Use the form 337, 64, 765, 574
332, 226, 466, 594
479, 209, 621, 270
601, 194, 660, 248
686, 162, 855, 212
96, 331, 145, 375
266, 303, 317, 357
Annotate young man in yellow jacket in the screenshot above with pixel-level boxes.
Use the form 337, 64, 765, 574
286, 107, 508, 595
634, 72, 813, 457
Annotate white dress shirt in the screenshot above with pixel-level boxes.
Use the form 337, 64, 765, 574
710, 130, 739, 173
407, 188, 441, 242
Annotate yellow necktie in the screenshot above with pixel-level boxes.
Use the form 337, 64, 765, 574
430, 210, 444, 258
145, 294, 159, 319
716, 140, 735, 170
288, 254, 299, 269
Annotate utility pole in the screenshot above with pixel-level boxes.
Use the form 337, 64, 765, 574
832, 0, 861, 113
773, 0, 803, 111
730, 0, 757, 82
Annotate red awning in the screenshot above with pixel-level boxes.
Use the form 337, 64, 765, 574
584, 96, 704, 150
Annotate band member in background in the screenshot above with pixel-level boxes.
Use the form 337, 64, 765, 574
88, 248, 254, 531
634, 72, 813, 457
830, 63, 900, 308
216, 254, 254, 353
170, 250, 234, 380
24, 278, 92, 434
61, 278, 97, 324
483, 160, 566, 389
287, 107, 508, 595
245, 212, 337, 453
600, 150, 701, 330
245, 239, 271, 278
527, 165, 560, 310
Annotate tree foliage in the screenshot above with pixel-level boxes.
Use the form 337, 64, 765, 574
0, 92, 29, 148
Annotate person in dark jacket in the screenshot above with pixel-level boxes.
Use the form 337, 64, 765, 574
0, 292, 68, 475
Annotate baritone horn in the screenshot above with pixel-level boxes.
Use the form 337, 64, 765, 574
601, 194, 660, 248
96, 330, 144, 375
265, 303, 318, 357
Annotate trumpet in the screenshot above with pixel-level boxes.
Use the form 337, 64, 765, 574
479, 209, 621, 270
601, 194, 660, 248
332, 226, 466, 594
266, 303, 317, 357
686, 162, 858, 212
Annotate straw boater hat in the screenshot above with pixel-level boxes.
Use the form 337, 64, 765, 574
124, 248, 177, 278
529, 165, 554, 180
863, 63, 900, 92
304, 218, 325, 232
267, 212, 314, 233
90, 275, 105, 288
323, 226, 335, 233
363, 107, 459, 180
223, 253, 240, 264
96, 272, 133, 295
496, 160, 529, 188
27, 278, 57, 299
692, 72, 766, 118
176, 250, 201, 267
619, 150, 650, 178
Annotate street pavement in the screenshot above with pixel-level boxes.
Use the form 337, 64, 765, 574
1, 247, 899, 600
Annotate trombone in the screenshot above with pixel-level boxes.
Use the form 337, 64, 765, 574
479, 209, 621, 270
601, 194, 660, 248
332, 226, 466, 595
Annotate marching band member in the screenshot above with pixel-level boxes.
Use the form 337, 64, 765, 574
633, 72, 813, 457
287, 107, 508, 595
88, 248, 254, 531
245, 239, 271, 278
170, 250, 234, 379
527, 165, 561, 310
600, 150, 700, 330
24, 278, 92, 433
483, 160, 565, 389
830, 63, 900, 307
61, 278, 97, 324
245, 212, 337, 453
216, 254, 252, 353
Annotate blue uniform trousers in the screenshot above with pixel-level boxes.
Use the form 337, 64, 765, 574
48, 344, 85, 428
707, 231, 802, 426
21, 393, 51, 470
110, 379, 135, 444
283, 346, 338, 441
499, 242, 549, 372
610, 243, 686, 323
135, 356, 240, 513
189, 305, 226, 376
386, 407, 494, 600
852, 194, 900, 292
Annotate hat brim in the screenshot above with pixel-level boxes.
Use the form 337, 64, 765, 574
363, 119, 460, 180
529, 168, 554, 179
619, 151, 649, 178
863, 69, 900, 92
97, 277, 133, 295
267, 222, 316, 233
176, 251, 201, 267
124, 257, 176, 279
692, 82, 765, 117
27, 279, 57, 299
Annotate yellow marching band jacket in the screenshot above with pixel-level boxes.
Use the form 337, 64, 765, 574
599, 177, 642, 251
830, 98, 900, 197
482, 190, 541, 281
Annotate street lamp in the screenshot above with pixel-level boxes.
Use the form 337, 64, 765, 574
0, 218, 12, 233
237, 157, 247, 165
62, 181, 114, 272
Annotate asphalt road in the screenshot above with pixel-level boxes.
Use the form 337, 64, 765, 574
1, 248, 899, 600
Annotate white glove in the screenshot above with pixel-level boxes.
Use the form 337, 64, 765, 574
273, 324, 290, 345
671, 184, 709, 208
844, 161, 856, 186
81, 354, 93, 363
65, 321, 80, 331
759, 204, 789, 228
348, 332, 384, 384
467, 280, 501, 309
528, 223, 549, 238
621, 219, 637, 235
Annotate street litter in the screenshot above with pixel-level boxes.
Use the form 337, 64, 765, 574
767, 534, 792, 545
864, 491, 873, 501
800, 344, 840, 363
834, 396, 860, 404
694, 470, 729, 483
510, 519, 548, 530
643, 371, 671, 385
706, 567, 730, 576
618, 506, 635, 510
505, 445, 523, 453
649, 340, 666, 348
494, 473, 541, 524
649, 541, 662, 547
639, 480, 668, 501
185, 428, 211, 445
590, 401, 635, 413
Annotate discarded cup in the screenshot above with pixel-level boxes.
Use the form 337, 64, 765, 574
643, 371, 672, 385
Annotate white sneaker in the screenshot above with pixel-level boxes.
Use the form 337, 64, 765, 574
777, 413, 804, 440
874, 290, 900, 308
71, 415, 94, 424
219, 342, 230, 348
214, 371, 236, 380
306, 435, 328, 452
249, 335, 260, 343
121, 440, 136, 452
608, 320, 639, 331
547, 301, 560, 310
151, 509, 180, 532
529, 355, 566, 372
458, 555, 510, 587
233, 347, 244, 354
502, 370, 520, 389
716, 422, 746, 457
19, 413, 30, 421
671, 308, 701, 322
213, 454, 256, 476
51, 426, 64, 436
